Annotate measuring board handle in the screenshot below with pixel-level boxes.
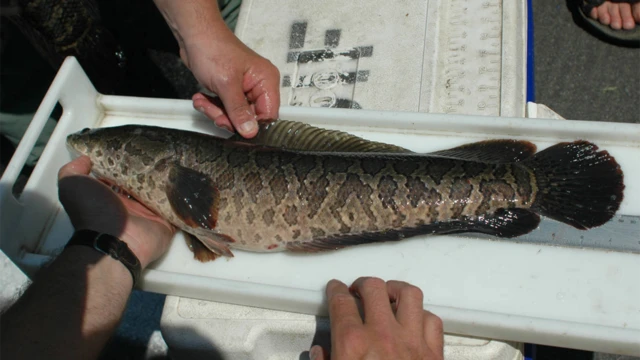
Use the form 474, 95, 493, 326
0, 57, 100, 265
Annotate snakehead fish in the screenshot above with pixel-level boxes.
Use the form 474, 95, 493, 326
66, 120, 625, 262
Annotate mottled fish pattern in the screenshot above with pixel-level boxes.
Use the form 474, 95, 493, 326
66, 121, 625, 261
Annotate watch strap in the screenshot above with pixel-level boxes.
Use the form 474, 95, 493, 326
66, 229, 141, 288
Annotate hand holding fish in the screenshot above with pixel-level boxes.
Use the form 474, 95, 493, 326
187, 35, 281, 139
1, 157, 176, 360
57, 156, 176, 269
153, 0, 280, 139
309, 278, 444, 360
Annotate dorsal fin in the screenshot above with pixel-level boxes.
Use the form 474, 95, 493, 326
427, 139, 537, 163
228, 119, 412, 153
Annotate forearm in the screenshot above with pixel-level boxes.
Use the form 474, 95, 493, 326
1, 246, 133, 360
153, 0, 234, 48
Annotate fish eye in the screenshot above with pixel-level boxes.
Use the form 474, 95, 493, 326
80, 128, 91, 134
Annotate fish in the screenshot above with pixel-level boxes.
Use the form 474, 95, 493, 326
65, 120, 625, 262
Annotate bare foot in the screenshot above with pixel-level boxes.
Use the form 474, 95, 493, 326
589, 1, 640, 30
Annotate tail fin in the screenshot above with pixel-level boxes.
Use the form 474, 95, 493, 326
526, 141, 624, 229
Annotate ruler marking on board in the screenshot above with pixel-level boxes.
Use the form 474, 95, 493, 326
438, 0, 503, 116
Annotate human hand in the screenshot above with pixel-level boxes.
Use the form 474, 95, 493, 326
182, 30, 280, 139
58, 156, 176, 269
311, 277, 444, 360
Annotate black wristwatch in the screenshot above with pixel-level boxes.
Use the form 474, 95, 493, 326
65, 229, 142, 288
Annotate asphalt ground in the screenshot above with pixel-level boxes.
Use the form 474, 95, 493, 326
533, 1, 639, 124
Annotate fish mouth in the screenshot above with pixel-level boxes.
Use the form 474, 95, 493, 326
65, 127, 93, 156
65, 134, 82, 156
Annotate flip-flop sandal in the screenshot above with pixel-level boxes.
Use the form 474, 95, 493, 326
577, 0, 640, 46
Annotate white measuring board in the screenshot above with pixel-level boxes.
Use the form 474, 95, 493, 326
233, 0, 526, 117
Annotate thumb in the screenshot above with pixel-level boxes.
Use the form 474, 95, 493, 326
58, 156, 92, 180
217, 81, 259, 138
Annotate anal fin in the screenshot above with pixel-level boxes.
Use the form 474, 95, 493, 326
428, 140, 537, 163
286, 208, 540, 253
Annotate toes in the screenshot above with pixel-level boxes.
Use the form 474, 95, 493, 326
618, 3, 635, 29
633, 3, 640, 23
607, 2, 622, 29
598, 2, 611, 25
593, 1, 639, 29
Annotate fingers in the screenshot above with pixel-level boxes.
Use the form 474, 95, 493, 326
193, 93, 234, 133
424, 310, 444, 359
386, 280, 425, 329
213, 78, 259, 138
193, 90, 258, 138
350, 277, 395, 325
326, 279, 363, 338
308, 345, 329, 360
58, 156, 92, 179
191, 58, 280, 138
326, 278, 443, 359
246, 67, 281, 121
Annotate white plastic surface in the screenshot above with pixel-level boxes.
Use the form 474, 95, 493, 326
162, 296, 524, 360
2, 58, 640, 356
0, 56, 101, 272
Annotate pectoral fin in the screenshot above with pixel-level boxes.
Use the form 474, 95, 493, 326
185, 231, 236, 262
185, 233, 220, 262
229, 119, 412, 153
166, 164, 219, 230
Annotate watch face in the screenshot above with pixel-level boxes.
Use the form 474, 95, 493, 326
92, 234, 111, 255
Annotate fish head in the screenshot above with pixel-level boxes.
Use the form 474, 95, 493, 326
66, 127, 97, 157
66, 125, 177, 182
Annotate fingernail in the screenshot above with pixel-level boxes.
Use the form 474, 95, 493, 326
196, 107, 205, 113
219, 124, 233, 132
239, 120, 257, 134
309, 346, 321, 360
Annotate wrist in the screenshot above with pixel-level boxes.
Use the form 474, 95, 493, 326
64, 246, 134, 289
71, 226, 154, 269
154, 0, 232, 49
119, 232, 154, 270
66, 230, 143, 286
